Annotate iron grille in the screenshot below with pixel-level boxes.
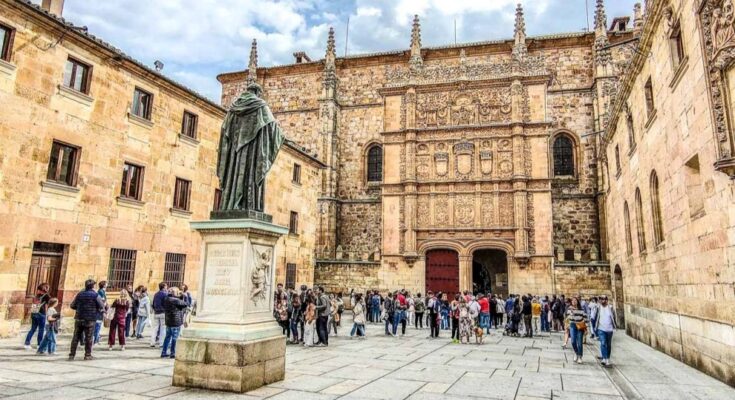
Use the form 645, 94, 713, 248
108, 248, 136, 291
163, 253, 186, 289
285, 263, 297, 290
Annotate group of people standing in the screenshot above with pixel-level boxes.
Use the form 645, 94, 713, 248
273, 284, 347, 347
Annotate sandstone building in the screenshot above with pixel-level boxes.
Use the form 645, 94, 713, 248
602, 0, 735, 386
218, 3, 637, 299
0, 0, 323, 336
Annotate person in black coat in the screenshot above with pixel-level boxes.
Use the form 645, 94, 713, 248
160, 287, 188, 358
69, 279, 106, 361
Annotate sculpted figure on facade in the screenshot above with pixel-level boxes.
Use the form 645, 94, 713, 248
712, 0, 735, 58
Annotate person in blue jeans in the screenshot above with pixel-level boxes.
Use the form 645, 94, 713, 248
371, 293, 381, 323
24, 283, 50, 349
440, 301, 450, 330
566, 297, 589, 364
37, 298, 59, 354
93, 281, 108, 344
161, 287, 188, 358
594, 296, 617, 367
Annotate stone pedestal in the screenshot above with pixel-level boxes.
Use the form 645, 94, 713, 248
173, 218, 288, 393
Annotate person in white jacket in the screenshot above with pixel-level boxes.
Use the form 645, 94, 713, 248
135, 288, 151, 339
350, 293, 366, 338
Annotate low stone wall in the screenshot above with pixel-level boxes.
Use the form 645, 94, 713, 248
314, 261, 382, 294
553, 263, 612, 297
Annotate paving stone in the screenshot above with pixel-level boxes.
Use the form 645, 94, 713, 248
446, 375, 520, 399
341, 378, 425, 399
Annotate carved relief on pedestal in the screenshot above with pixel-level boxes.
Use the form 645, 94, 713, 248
455, 195, 475, 226
434, 196, 449, 226
250, 244, 273, 309
417, 197, 430, 227
454, 140, 475, 179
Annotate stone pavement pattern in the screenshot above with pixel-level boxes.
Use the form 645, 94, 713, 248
0, 319, 733, 400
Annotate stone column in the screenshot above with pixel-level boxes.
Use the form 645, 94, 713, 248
459, 255, 472, 292
510, 80, 530, 264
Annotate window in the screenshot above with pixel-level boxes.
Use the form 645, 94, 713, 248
0, 23, 14, 62
132, 88, 153, 120
108, 248, 136, 291
163, 253, 186, 289
46, 140, 80, 186
181, 111, 198, 139
624, 202, 633, 256
292, 163, 301, 184
120, 162, 144, 200
367, 145, 383, 182
213, 188, 222, 211
564, 249, 575, 262
626, 109, 636, 151
618, 21, 627, 31
650, 170, 664, 246
289, 211, 299, 234
644, 78, 655, 117
635, 188, 647, 253
669, 21, 685, 70
63, 58, 92, 94
684, 155, 705, 218
615, 145, 621, 176
285, 263, 297, 290
553, 135, 575, 176
173, 178, 192, 211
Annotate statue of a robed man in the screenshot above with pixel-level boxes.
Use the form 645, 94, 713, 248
216, 83, 284, 217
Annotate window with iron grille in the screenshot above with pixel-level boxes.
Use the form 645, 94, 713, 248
552, 136, 574, 176
163, 253, 186, 289
173, 178, 192, 211
292, 163, 301, 184
285, 263, 297, 290
63, 57, 92, 94
181, 111, 198, 139
213, 188, 222, 211
0, 23, 14, 62
289, 211, 299, 235
367, 146, 383, 182
132, 87, 153, 120
108, 248, 136, 291
47, 140, 80, 186
120, 162, 144, 200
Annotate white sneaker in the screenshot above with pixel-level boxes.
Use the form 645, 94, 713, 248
23, 345, 31, 350
120, 346, 125, 351
576, 357, 583, 364
108, 346, 113, 351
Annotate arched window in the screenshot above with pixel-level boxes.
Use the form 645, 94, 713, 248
635, 188, 647, 253
624, 201, 633, 256
366, 145, 383, 182
650, 171, 664, 246
552, 135, 575, 176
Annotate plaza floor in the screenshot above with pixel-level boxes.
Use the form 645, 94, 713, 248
0, 318, 733, 400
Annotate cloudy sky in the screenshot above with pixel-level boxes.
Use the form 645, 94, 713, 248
40, 0, 639, 102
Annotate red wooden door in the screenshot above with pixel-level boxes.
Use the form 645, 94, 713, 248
425, 250, 459, 298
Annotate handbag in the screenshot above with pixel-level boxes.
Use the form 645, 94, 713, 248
575, 320, 587, 332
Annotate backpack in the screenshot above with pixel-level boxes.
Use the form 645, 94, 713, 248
414, 300, 426, 313
30, 295, 46, 315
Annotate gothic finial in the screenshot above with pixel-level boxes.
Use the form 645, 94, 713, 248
594, 0, 607, 35
247, 38, 258, 84
513, 3, 527, 61
324, 27, 337, 88
410, 14, 423, 70
633, 3, 643, 34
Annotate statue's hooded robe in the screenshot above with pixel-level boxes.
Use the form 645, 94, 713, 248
217, 84, 284, 212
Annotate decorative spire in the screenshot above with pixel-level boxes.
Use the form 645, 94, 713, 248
247, 39, 258, 84
323, 27, 337, 89
593, 0, 610, 65
409, 14, 423, 71
633, 3, 643, 35
513, 3, 527, 61
594, 0, 608, 37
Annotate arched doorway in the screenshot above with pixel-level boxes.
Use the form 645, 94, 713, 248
472, 249, 508, 297
613, 265, 626, 328
425, 249, 459, 298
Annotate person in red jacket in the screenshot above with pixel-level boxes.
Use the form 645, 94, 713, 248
478, 294, 491, 334
108, 290, 130, 351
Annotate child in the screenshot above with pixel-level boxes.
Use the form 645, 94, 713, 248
37, 298, 59, 355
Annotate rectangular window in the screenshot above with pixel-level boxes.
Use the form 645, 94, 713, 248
132, 88, 153, 120
285, 263, 297, 290
289, 211, 299, 234
120, 162, 144, 200
46, 140, 80, 186
669, 22, 685, 70
644, 78, 655, 116
173, 178, 192, 211
213, 188, 222, 211
63, 57, 92, 94
563, 249, 575, 262
181, 111, 198, 139
108, 248, 136, 291
163, 253, 186, 289
0, 23, 14, 62
292, 163, 301, 184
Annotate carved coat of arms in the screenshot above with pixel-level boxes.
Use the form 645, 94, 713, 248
434, 152, 449, 176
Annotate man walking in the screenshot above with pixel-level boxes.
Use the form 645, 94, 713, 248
522, 295, 533, 338
588, 297, 600, 339
68, 279, 105, 361
315, 286, 330, 346
594, 295, 617, 367
150, 282, 168, 348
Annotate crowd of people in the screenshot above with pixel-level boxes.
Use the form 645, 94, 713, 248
23, 279, 194, 361
272, 286, 618, 367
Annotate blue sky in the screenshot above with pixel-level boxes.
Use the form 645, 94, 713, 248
40, 0, 640, 102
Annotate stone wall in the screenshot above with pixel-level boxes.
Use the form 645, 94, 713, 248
553, 264, 611, 298
314, 261, 382, 294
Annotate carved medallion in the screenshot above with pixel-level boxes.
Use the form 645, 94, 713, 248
480, 150, 493, 175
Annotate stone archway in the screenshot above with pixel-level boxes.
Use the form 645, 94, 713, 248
471, 249, 509, 297
613, 264, 626, 328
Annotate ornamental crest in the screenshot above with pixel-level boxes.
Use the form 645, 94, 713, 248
480, 150, 493, 175
434, 152, 449, 176
453, 141, 475, 176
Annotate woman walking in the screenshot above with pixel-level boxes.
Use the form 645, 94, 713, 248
135, 287, 151, 339
566, 297, 589, 364
450, 294, 461, 343
303, 295, 317, 347
36, 298, 59, 355
350, 293, 366, 338
459, 298, 473, 344
24, 283, 50, 350
328, 294, 339, 336
108, 290, 130, 351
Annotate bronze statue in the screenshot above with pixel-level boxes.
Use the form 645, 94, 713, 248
216, 83, 284, 217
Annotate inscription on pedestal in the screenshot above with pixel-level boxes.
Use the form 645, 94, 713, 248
201, 242, 243, 320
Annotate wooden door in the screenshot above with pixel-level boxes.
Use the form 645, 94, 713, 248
425, 250, 459, 298
26, 243, 64, 318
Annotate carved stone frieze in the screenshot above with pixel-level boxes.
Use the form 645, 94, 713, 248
434, 196, 449, 225
416, 88, 512, 128
481, 194, 493, 227
499, 193, 515, 227
455, 195, 475, 226
417, 197, 430, 227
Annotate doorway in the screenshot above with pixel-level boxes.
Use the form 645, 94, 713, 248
25, 242, 65, 318
425, 249, 459, 298
613, 264, 626, 328
472, 249, 508, 297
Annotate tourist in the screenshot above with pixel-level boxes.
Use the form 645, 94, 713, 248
496, 295, 505, 328
36, 297, 59, 355
129, 285, 141, 338
150, 282, 168, 348
595, 295, 617, 367
68, 279, 105, 361
277, 293, 290, 337
406, 291, 415, 330
522, 295, 533, 338
393, 290, 407, 336
440, 297, 450, 330
24, 282, 50, 350
458, 297, 473, 344
489, 295, 497, 330
566, 297, 589, 364
427, 291, 440, 338
551, 295, 562, 331
303, 295, 317, 347
450, 294, 460, 343
350, 293, 366, 338
289, 290, 302, 344
371, 291, 382, 324
160, 287, 188, 358
588, 297, 600, 339
299, 285, 308, 340
93, 280, 107, 345
135, 286, 151, 339
540, 296, 550, 332
124, 284, 134, 338
315, 286, 330, 346
336, 292, 344, 327
532, 296, 541, 333
108, 289, 130, 351
414, 293, 425, 329
182, 284, 193, 327
383, 292, 395, 335
468, 294, 481, 326
328, 293, 339, 336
